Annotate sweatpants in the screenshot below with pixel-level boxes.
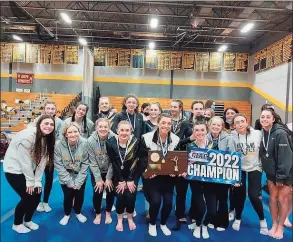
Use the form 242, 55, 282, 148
5, 173, 41, 225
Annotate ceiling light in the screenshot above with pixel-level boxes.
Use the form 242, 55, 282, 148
149, 42, 155, 49
150, 18, 158, 28
79, 38, 87, 46
60, 12, 72, 24
241, 23, 254, 33
12, 35, 22, 41
218, 45, 227, 52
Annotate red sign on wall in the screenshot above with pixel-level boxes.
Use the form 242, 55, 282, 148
16, 73, 34, 85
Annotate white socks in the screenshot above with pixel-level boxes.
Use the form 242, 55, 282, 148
202, 226, 210, 239
76, 213, 87, 223
260, 219, 268, 235
12, 224, 31, 233
160, 224, 171, 236
59, 215, 70, 226
24, 221, 39, 230
193, 225, 201, 238
232, 219, 241, 231
149, 224, 157, 236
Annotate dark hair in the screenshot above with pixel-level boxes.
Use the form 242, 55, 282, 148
171, 99, 185, 121
72, 102, 89, 134
261, 108, 284, 125
261, 103, 274, 111
35, 114, 55, 168
122, 93, 139, 112
190, 100, 204, 121
231, 113, 251, 135
141, 103, 150, 111
223, 107, 239, 129
204, 99, 215, 109
193, 115, 208, 130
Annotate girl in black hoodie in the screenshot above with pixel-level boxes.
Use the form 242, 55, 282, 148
260, 108, 292, 240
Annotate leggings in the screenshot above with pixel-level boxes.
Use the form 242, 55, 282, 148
43, 165, 54, 203
148, 176, 175, 225
115, 187, 137, 215
174, 176, 189, 219
90, 172, 115, 214
233, 170, 264, 220
5, 173, 41, 225
61, 183, 86, 216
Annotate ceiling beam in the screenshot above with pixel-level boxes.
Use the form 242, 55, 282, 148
1, 6, 271, 22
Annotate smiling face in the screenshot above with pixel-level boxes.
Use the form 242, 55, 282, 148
40, 118, 55, 135
75, 104, 87, 119
225, 109, 237, 122
204, 109, 212, 118
96, 120, 110, 139
193, 124, 207, 141
44, 104, 56, 116
170, 101, 180, 117
209, 119, 223, 135
149, 103, 161, 119
192, 103, 204, 117
158, 117, 172, 136
260, 110, 275, 130
233, 116, 248, 134
125, 97, 138, 113
65, 125, 80, 144
99, 98, 110, 112
117, 123, 132, 142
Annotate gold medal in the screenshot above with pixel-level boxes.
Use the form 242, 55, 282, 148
121, 165, 124, 170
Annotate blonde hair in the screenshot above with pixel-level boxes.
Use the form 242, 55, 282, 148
44, 101, 57, 108
204, 108, 215, 118
95, 118, 110, 127
208, 116, 225, 130
62, 122, 81, 137
117, 120, 132, 131
99, 97, 110, 105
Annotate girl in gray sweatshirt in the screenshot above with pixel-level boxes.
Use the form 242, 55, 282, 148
231, 113, 268, 235
87, 118, 115, 225
3, 115, 55, 234
54, 122, 89, 226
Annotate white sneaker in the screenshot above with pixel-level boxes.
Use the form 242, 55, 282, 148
260, 219, 268, 235
160, 224, 171, 236
111, 205, 116, 212
193, 225, 201, 238
59, 215, 70, 226
36, 203, 44, 212
148, 224, 157, 236
202, 226, 210, 239
43, 203, 52, 212
229, 211, 235, 221
12, 224, 31, 233
133, 209, 137, 217
76, 213, 87, 223
24, 221, 39, 230
188, 222, 196, 230
232, 219, 241, 231
102, 190, 106, 199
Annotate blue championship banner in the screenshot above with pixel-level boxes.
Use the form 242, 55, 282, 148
186, 147, 242, 184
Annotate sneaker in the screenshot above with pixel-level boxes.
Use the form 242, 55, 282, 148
216, 227, 226, 231
43, 203, 52, 212
208, 223, 214, 229
260, 219, 268, 235
59, 215, 70, 226
24, 221, 39, 230
102, 190, 106, 200
36, 203, 44, 212
76, 213, 87, 223
193, 225, 201, 238
111, 205, 116, 212
149, 224, 157, 236
160, 224, 171, 236
229, 211, 235, 221
12, 224, 31, 233
232, 219, 241, 231
133, 209, 137, 217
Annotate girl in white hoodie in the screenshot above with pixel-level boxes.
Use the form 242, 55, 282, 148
3, 115, 55, 233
